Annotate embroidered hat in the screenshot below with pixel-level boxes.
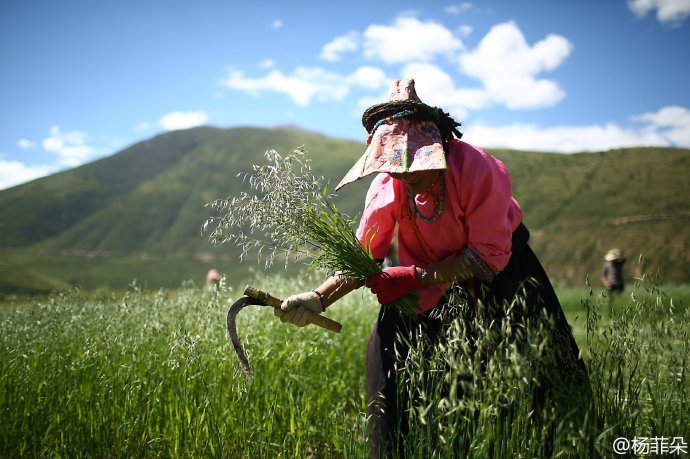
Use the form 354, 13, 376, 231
335, 79, 450, 190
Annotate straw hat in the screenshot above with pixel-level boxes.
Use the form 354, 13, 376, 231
335, 79, 449, 190
605, 248, 624, 261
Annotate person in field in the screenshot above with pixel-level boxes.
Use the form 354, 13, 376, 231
275, 79, 591, 458
205, 268, 221, 292
601, 248, 626, 295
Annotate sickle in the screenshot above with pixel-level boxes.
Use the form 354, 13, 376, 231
226, 295, 265, 381
226, 286, 343, 381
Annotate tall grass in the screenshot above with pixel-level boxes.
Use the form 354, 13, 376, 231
1, 274, 688, 457
0, 277, 375, 458
391, 269, 689, 458
585, 270, 689, 456
394, 287, 596, 458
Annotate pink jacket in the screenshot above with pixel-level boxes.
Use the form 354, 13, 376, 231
356, 140, 523, 311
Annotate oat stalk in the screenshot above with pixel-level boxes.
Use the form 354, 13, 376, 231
203, 146, 418, 313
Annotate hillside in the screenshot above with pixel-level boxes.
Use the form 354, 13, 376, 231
0, 126, 372, 293
0, 126, 688, 293
491, 147, 690, 283
0, 126, 370, 252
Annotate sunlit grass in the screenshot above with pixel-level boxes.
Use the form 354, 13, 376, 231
1, 274, 688, 457
0, 276, 375, 458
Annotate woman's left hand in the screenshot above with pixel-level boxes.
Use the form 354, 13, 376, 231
366, 265, 423, 305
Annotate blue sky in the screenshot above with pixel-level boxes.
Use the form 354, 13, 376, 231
1, 0, 689, 189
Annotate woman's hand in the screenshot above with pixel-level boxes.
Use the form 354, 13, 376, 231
366, 265, 423, 305
273, 291, 322, 327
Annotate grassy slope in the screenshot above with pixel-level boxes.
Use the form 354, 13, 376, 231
0, 127, 373, 293
33, 127, 370, 254
0, 126, 688, 293
493, 147, 690, 284
0, 127, 222, 247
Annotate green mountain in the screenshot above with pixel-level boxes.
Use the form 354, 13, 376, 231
1, 126, 688, 293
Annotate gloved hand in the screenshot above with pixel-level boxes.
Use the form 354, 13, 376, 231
365, 265, 423, 305
273, 291, 322, 327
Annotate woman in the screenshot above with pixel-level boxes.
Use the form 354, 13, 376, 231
275, 79, 590, 457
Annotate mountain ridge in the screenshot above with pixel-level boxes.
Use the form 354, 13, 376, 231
1, 126, 688, 293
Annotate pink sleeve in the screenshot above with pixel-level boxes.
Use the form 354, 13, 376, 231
455, 145, 520, 272
356, 174, 397, 260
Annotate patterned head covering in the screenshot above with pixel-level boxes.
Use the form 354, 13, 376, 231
335, 79, 448, 190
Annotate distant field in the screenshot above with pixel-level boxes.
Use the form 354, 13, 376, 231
1, 274, 688, 457
0, 248, 300, 295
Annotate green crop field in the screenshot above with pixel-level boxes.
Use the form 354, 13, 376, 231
1, 272, 688, 458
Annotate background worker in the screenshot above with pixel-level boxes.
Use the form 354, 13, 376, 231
601, 248, 626, 296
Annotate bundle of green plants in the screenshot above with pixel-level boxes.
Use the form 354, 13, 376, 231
203, 146, 418, 313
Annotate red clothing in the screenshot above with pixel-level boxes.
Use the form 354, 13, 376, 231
356, 140, 523, 311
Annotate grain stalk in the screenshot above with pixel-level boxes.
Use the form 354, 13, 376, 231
204, 146, 419, 313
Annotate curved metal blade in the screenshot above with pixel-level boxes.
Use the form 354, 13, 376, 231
227, 295, 264, 381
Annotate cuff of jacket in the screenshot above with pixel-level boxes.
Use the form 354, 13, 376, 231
461, 248, 498, 283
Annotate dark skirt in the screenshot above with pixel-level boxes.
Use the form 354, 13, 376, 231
365, 223, 591, 458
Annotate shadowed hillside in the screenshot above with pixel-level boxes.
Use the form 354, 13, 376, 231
0, 126, 688, 293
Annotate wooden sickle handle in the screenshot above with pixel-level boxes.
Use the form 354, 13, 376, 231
243, 286, 342, 333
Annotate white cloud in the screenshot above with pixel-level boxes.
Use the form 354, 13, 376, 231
465, 105, 690, 152
320, 31, 360, 61
221, 19, 566, 117
222, 69, 341, 106
363, 17, 464, 63
632, 105, 690, 146
465, 122, 666, 152
260, 59, 276, 68
445, 2, 474, 14
458, 24, 474, 37
272, 19, 283, 30
18, 139, 35, 149
459, 21, 572, 109
158, 111, 209, 131
221, 66, 387, 106
627, 0, 690, 25
42, 125, 94, 167
0, 159, 55, 190
134, 121, 151, 132
346, 66, 388, 90
3, 125, 120, 188
400, 62, 488, 118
